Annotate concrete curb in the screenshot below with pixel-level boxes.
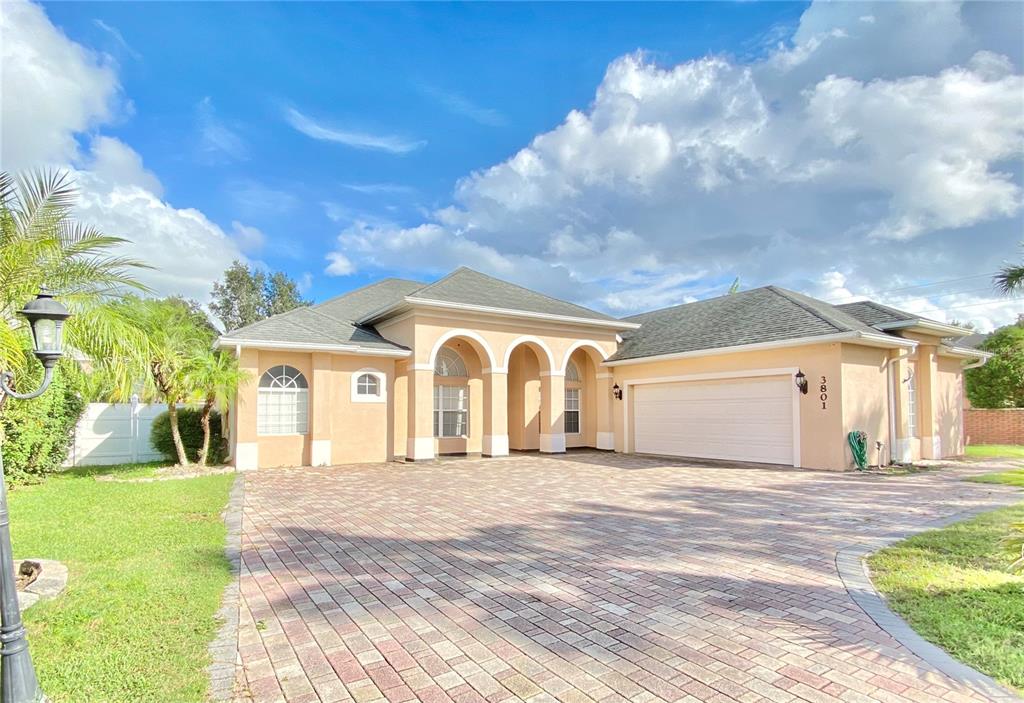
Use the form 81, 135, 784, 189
836, 502, 1023, 703
207, 473, 245, 702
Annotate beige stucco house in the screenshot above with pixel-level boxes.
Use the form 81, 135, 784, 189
217, 267, 990, 471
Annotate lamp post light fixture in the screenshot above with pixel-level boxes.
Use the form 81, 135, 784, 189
0, 288, 71, 703
612, 383, 622, 400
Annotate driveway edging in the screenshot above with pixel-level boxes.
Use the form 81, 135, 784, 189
836, 503, 1023, 703
208, 473, 245, 702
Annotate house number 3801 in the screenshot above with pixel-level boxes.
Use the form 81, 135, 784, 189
819, 376, 828, 409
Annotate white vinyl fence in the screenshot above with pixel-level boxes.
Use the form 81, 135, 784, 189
65, 398, 180, 467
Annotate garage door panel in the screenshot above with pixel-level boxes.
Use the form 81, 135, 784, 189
633, 376, 794, 465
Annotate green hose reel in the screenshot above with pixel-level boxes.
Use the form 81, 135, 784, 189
847, 430, 868, 470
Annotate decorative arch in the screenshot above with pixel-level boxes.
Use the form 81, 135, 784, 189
502, 335, 556, 373
560, 340, 609, 374
428, 329, 498, 370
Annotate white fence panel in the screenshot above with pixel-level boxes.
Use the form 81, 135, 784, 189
65, 400, 180, 467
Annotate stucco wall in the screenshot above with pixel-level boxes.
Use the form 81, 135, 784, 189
936, 355, 965, 456
840, 345, 890, 468
234, 348, 394, 468
610, 342, 845, 470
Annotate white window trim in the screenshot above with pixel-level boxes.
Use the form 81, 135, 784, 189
257, 365, 309, 436
351, 368, 387, 403
565, 387, 582, 435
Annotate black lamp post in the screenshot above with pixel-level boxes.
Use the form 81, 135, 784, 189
0, 288, 71, 703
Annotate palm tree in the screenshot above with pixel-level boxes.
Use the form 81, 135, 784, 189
995, 255, 1023, 295
187, 349, 249, 466
124, 297, 212, 466
0, 170, 150, 397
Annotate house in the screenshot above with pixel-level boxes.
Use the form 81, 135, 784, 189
216, 267, 991, 471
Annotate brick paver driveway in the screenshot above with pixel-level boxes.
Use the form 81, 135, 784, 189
235, 452, 1020, 703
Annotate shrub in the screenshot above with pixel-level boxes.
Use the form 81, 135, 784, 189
0, 357, 87, 486
150, 407, 225, 464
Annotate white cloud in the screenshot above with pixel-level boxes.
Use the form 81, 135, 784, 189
196, 97, 247, 162
342, 182, 416, 196
325, 1, 1024, 330
1, 0, 124, 169
92, 19, 140, 60
227, 179, 298, 216
325, 251, 356, 276
73, 139, 246, 302
284, 107, 426, 154
420, 85, 507, 127
230, 220, 265, 253
3, 1, 244, 303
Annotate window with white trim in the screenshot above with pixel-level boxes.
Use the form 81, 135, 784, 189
434, 347, 468, 377
565, 387, 581, 434
258, 365, 308, 435
434, 385, 469, 437
906, 372, 917, 437
356, 373, 379, 396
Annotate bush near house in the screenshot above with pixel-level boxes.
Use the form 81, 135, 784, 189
0, 354, 86, 485
151, 408, 225, 465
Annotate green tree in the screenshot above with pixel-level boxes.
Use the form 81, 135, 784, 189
965, 322, 1024, 408
186, 349, 249, 466
123, 297, 215, 465
995, 243, 1023, 295
209, 261, 309, 332
0, 170, 150, 397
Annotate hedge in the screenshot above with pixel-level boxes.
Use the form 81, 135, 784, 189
0, 356, 86, 486
150, 407, 226, 465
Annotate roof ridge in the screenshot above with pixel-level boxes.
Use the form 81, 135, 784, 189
312, 277, 428, 316
303, 306, 397, 346
410, 267, 469, 296
224, 303, 313, 336
624, 285, 773, 321
766, 286, 852, 333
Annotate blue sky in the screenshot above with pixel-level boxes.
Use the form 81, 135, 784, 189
5, 1, 1023, 329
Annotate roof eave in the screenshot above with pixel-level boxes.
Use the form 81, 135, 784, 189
216, 337, 411, 357
938, 345, 994, 361
603, 330, 916, 367
873, 319, 972, 337
360, 297, 640, 330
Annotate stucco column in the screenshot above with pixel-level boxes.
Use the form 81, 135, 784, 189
889, 351, 913, 463
310, 352, 332, 466
918, 345, 941, 459
234, 347, 259, 471
540, 372, 566, 453
483, 370, 509, 457
595, 372, 615, 450
406, 366, 435, 461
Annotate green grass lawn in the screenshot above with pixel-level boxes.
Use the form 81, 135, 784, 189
965, 444, 1024, 459
9, 464, 235, 702
867, 474, 1024, 691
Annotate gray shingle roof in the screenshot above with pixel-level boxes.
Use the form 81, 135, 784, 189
834, 300, 918, 327
404, 267, 619, 322
221, 278, 423, 351
609, 286, 878, 362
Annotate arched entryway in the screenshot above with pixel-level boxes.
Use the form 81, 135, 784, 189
504, 336, 563, 453
429, 336, 489, 456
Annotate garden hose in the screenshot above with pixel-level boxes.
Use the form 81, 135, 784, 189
848, 431, 868, 470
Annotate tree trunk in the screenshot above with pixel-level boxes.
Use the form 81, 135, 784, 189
167, 402, 190, 466
197, 397, 214, 467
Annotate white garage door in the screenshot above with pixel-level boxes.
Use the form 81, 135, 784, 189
632, 375, 795, 465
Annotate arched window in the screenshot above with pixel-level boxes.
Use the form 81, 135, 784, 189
351, 370, 386, 403
257, 365, 308, 435
565, 360, 581, 383
434, 347, 468, 377
356, 373, 379, 396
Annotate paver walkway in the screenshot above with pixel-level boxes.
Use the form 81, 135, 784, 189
234, 452, 1021, 703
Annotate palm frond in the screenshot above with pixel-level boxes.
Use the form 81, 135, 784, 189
995, 263, 1024, 295
12, 170, 77, 241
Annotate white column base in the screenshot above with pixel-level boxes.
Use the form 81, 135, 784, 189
596, 432, 615, 450
406, 437, 435, 461
235, 442, 258, 471
483, 434, 509, 457
893, 438, 913, 463
311, 439, 332, 467
539, 433, 566, 454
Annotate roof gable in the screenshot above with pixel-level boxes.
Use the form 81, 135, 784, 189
405, 267, 619, 322
611, 286, 875, 362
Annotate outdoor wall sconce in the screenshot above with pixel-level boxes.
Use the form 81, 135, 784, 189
794, 370, 808, 395
612, 383, 622, 400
